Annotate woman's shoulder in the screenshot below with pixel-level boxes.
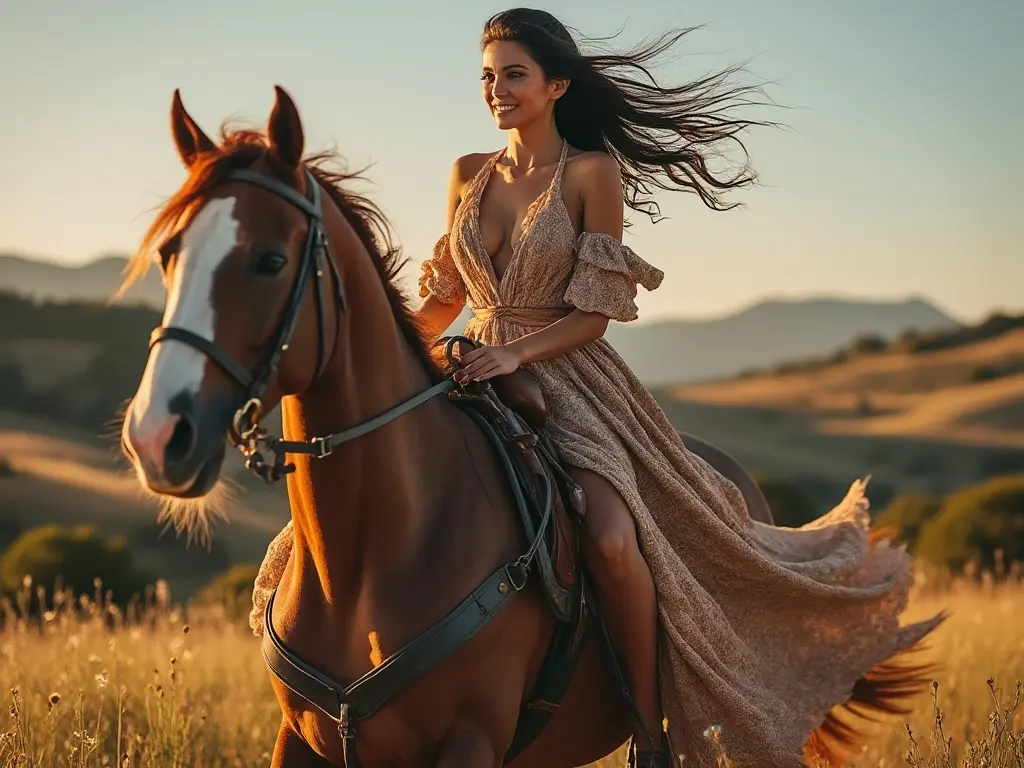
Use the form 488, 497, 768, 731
564, 147, 622, 190
450, 151, 498, 186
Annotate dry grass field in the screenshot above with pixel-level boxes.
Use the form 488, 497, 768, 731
0, 573, 1021, 767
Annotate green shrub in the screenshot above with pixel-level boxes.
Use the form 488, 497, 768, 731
916, 475, 1024, 573
194, 563, 260, 605
849, 334, 889, 355
193, 563, 260, 622
872, 492, 942, 551
0, 524, 152, 606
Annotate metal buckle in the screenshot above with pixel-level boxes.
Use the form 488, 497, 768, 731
504, 560, 529, 592
338, 702, 354, 738
312, 437, 333, 458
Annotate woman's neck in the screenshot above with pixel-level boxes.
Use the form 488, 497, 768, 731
504, 116, 564, 171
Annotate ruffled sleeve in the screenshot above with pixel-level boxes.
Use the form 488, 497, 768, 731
418, 233, 466, 305
564, 231, 664, 322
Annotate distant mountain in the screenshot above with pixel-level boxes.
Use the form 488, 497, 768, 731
1, 253, 961, 386
0, 253, 164, 307
603, 296, 961, 385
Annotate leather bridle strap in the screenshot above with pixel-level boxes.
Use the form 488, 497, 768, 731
146, 164, 457, 484
150, 326, 256, 390
269, 378, 457, 458
148, 167, 344, 405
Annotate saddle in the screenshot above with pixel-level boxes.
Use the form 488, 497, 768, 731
438, 336, 584, 622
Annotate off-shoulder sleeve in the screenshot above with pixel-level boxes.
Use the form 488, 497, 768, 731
418, 233, 466, 305
564, 231, 664, 322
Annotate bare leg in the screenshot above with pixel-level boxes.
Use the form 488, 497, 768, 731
569, 467, 666, 761
271, 720, 334, 768
436, 720, 497, 768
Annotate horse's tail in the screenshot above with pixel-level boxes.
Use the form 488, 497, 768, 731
801, 617, 947, 767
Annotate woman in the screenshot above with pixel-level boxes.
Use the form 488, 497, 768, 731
252, 9, 943, 766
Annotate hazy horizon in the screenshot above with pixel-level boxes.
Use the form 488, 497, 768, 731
2, 0, 1021, 324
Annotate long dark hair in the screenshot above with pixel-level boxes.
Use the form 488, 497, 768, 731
481, 9, 780, 218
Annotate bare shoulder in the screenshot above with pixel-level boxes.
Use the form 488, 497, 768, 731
450, 152, 494, 188
564, 149, 623, 203
446, 151, 496, 223
564, 149, 624, 236
565, 149, 621, 185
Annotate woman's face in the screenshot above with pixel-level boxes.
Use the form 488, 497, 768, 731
481, 40, 566, 131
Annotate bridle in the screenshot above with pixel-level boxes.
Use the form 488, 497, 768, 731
148, 166, 456, 482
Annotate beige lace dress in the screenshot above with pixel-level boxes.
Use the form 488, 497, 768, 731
250, 140, 943, 766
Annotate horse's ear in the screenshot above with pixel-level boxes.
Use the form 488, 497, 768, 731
170, 89, 216, 168
267, 85, 304, 171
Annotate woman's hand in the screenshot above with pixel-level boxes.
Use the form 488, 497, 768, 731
455, 344, 523, 383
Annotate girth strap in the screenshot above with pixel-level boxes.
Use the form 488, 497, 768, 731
261, 556, 530, 763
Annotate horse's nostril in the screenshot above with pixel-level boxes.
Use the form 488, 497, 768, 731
165, 413, 198, 466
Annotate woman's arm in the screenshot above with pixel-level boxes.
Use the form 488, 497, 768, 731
413, 155, 476, 341
417, 294, 464, 341
457, 153, 625, 382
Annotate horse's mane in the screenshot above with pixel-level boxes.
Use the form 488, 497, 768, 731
117, 126, 443, 382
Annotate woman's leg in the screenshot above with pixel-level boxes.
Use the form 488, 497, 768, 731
568, 467, 667, 761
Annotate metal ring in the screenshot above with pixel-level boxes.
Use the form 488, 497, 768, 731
233, 397, 263, 439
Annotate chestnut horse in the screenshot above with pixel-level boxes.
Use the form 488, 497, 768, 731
118, 86, 857, 768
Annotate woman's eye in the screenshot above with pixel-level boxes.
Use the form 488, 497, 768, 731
255, 251, 287, 276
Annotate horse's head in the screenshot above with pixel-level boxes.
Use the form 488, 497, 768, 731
121, 87, 346, 509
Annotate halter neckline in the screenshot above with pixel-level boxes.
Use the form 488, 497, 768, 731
470, 139, 569, 288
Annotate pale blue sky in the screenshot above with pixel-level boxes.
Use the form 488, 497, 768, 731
1, 0, 1021, 323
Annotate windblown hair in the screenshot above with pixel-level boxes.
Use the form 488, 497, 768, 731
482, 8, 780, 218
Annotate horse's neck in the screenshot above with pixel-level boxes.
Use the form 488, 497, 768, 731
279, 283, 454, 602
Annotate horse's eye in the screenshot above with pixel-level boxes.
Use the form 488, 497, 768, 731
255, 251, 288, 276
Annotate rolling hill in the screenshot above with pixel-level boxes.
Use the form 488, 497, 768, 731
0, 252, 960, 385
659, 313, 1024, 506
0, 278, 1016, 601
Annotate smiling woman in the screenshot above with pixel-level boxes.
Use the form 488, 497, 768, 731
244, 8, 945, 768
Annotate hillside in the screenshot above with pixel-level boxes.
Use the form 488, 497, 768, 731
0, 252, 961, 385
660, 314, 1024, 505
0, 408, 290, 599
0, 289, 1017, 600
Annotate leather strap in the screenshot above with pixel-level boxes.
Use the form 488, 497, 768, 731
226, 169, 323, 218
260, 557, 529, 744
270, 378, 457, 459
149, 326, 255, 389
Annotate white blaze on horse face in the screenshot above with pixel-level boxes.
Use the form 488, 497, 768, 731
128, 197, 240, 449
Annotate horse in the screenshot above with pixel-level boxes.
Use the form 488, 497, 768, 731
118, 85, 884, 768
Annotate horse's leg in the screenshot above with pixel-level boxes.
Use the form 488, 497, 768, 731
436, 720, 498, 768
678, 431, 775, 525
271, 719, 335, 768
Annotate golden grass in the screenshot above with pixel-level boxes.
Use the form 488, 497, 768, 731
0, 573, 1022, 767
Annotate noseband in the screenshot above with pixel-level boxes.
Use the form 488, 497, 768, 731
148, 166, 456, 482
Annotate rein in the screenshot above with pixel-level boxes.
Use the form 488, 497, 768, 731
148, 166, 457, 482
